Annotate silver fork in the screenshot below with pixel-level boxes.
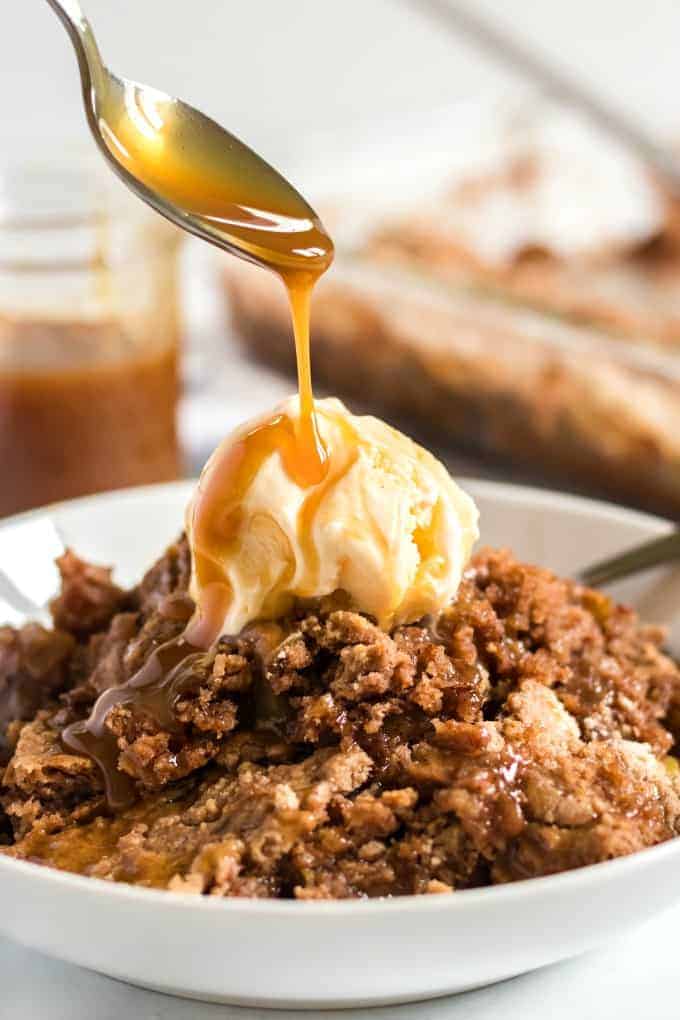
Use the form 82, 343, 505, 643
577, 530, 680, 588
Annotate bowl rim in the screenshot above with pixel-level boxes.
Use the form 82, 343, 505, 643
0, 476, 675, 918
3, 830, 680, 917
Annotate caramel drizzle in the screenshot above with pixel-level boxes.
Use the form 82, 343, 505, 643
284, 270, 327, 482
64, 638, 204, 810
62, 99, 337, 808
185, 398, 329, 650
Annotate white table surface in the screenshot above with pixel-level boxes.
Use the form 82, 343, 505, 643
1, 902, 677, 1020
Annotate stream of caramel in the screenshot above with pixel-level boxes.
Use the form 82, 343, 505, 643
63, 85, 336, 807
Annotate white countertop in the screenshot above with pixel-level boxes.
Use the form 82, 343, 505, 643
2, 902, 677, 1020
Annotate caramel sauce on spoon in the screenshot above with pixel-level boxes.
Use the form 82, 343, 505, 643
63, 92, 336, 808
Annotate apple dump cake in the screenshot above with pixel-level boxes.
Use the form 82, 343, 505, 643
3, 532, 680, 897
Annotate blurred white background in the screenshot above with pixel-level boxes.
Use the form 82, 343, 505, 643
4, 0, 680, 183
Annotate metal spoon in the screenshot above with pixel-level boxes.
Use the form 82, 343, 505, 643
44, 0, 332, 274
577, 530, 680, 588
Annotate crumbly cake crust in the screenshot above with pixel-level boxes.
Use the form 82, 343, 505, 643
2, 540, 680, 897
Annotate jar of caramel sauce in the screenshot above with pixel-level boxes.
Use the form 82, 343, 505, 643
0, 162, 183, 516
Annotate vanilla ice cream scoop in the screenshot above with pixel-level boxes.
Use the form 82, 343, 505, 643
185, 397, 478, 642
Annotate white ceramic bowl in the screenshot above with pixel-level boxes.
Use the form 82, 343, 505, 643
1, 479, 680, 1009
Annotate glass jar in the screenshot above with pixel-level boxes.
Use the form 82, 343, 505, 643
0, 159, 183, 517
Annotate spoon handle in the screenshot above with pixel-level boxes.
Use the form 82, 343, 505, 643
45, 0, 106, 99
46, 0, 87, 28
578, 530, 680, 588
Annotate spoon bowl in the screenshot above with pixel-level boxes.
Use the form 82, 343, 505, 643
45, 0, 333, 274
